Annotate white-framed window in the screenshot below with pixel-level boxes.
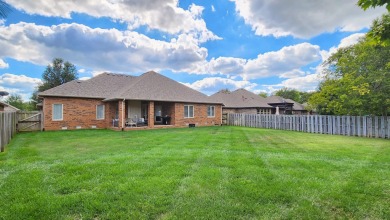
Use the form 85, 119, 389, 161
52, 104, 63, 121
207, 105, 215, 117
184, 105, 194, 118
96, 104, 105, 120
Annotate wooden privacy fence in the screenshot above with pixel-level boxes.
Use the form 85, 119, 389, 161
226, 113, 390, 139
17, 111, 43, 132
0, 112, 17, 152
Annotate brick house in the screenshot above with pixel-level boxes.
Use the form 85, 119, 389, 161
0, 101, 19, 112
265, 96, 307, 115
211, 89, 308, 115
210, 89, 273, 114
39, 71, 222, 131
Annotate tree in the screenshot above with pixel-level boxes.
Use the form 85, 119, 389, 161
258, 92, 268, 98
309, 38, 390, 116
38, 58, 78, 92
5, 94, 25, 110
31, 58, 78, 106
218, 89, 231, 94
274, 88, 300, 102
358, 0, 390, 11
366, 13, 390, 46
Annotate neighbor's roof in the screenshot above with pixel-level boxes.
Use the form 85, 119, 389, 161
210, 89, 272, 108
0, 101, 20, 112
39, 71, 220, 104
265, 96, 306, 111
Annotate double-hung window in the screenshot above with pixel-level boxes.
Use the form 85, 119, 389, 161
207, 106, 215, 117
52, 104, 63, 121
184, 105, 194, 118
96, 105, 105, 120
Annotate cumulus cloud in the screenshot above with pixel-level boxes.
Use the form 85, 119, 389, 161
0, 73, 41, 101
189, 43, 321, 80
243, 43, 321, 79
5, 0, 219, 42
0, 22, 208, 73
0, 58, 8, 68
260, 32, 366, 93
231, 0, 386, 38
320, 33, 365, 61
183, 77, 257, 95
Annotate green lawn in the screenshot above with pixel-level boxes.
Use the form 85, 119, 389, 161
0, 126, 389, 219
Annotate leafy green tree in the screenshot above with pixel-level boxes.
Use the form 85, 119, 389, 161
273, 88, 314, 103
218, 89, 231, 94
309, 38, 390, 116
299, 91, 315, 104
358, 0, 390, 11
274, 88, 300, 102
258, 92, 268, 98
39, 58, 78, 92
366, 13, 390, 46
5, 94, 25, 110
31, 58, 78, 107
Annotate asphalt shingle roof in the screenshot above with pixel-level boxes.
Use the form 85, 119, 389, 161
39, 73, 135, 99
210, 89, 272, 108
265, 96, 306, 111
39, 71, 220, 104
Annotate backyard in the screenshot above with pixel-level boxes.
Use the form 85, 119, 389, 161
0, 126, 389, 219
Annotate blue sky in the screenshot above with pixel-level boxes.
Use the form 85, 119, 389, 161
0, 0, 386, 101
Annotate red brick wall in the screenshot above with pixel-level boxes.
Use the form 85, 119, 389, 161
174, 103, 222, 127
43, 97, 115, 130
43, 97, 223, 130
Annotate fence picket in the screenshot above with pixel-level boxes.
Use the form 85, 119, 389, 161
0, 112, 17, 152
226, 114, 389, 139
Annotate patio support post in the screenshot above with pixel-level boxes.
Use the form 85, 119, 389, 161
148, 101, 154, 128
118, 99, 125, 129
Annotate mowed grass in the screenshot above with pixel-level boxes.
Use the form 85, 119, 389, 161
0, 126, 389, 219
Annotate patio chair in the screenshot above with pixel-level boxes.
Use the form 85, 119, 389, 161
125, 118, 137, 127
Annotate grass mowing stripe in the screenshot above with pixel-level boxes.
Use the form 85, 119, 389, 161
0, 126, 389, 219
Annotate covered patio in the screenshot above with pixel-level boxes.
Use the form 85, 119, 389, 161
109, 100, 176, 129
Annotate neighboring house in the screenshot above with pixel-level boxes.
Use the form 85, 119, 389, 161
39, 71, 223, 131
0, 101, 20, 112
265, 96, 307, 115
210, 89, 273, 114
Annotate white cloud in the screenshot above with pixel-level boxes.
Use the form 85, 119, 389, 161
205, 57, 246, 75
211, 5, 216, 12
320, 33, 365, 61
0, 58, 8, 68
5, 0, 219, 42
183, 77, 257, 95
0, 22, 208, 73
0, 73, 42, 101
259, 33, 367, 93
242, 43, 321, 79
189, 43, 321, 80
231, 0, 386, 38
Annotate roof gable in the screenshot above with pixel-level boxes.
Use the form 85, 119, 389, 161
106, 71, 217, 103
211, 89, 272, 108
39, 71, 220, 104
0, 101, 20, 111
265, 96, 306, 111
